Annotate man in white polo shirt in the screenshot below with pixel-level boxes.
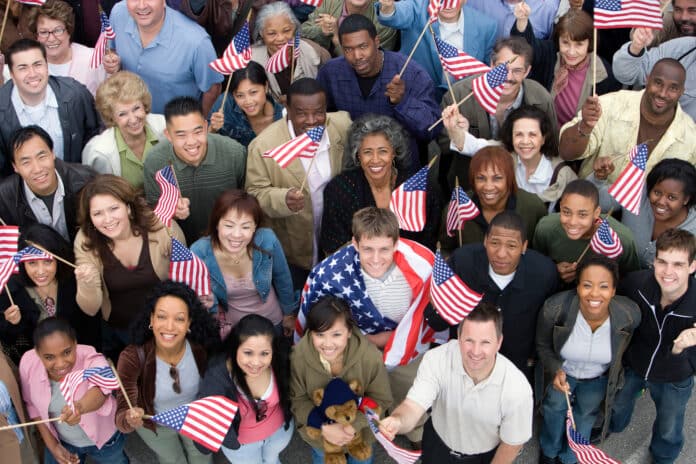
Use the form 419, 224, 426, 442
380, 301, 533, 463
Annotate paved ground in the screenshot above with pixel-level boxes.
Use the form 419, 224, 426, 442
122, 383, 696, 463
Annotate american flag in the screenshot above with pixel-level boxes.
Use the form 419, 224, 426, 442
433, 35, 490, 80
298, 0, 323, 6
566, 413, 620, 463
265, 31, 301, 73
295, 239, 435, 368
89, 12, 116, 69
607, 143, 648, 215
59, 366, 120, 405
209, 21, 252, 75
14, 246, 52, 263
446, 186, 480, 236
590, 219, 623, 259
594, 0, 663, 29
0, 259, 16, 291
430, 250, 483, 325
169, 238, 211, 297
262, 126, 324, 168
428, 0, 442, 22
364, 407, 421, 464
59, 369, 85, 405
15, 0, 46, 4
472, 63, 508, 115
390, 166, 429, 232
0, 225, 20, 274
153, 165, 181, 227
151, 396, 239, 452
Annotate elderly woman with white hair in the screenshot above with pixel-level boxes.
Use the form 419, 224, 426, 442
251, 1, 326, 102
319, 114, 441, 256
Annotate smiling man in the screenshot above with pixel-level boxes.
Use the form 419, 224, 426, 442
246, 78, 351, 288
610, 229, 696, 464
143, 96, 246, 244
0, 38, 100, 175
426, 210, 557, 381
0, 125, 95, 241
560, 58, 696, 179
295, 206, 435, 445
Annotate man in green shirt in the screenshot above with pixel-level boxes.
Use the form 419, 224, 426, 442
144, 97, 246, 243
533, 179, 640, 285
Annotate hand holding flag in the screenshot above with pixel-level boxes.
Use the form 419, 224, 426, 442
90, 12, 116, 69
365, 408, 421, 464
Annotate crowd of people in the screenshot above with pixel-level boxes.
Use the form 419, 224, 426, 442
0, 0, 696, 464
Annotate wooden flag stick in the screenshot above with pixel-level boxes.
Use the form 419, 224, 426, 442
0, 216, 5, 225
290, 43, 297, 84
455, 176, 463, 248
398, 21, 431, 78
575, 207, 615, 264
0, 0, 12, 51
142, 414, 153, 420
428, 92, 474, 131
299, 154, 317, 193
25, 241, 76, 269
108, 359, 135, 411
168, 162, 183, 198
564, 390, 576, 431
428, 24, 456, 104
592, 29, 598, 96
427, 154, 439, 169
5, 285, 14, 306
0, 416, 62, 431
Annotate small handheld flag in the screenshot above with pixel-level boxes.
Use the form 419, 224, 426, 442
566, 412, 620, 463
389, 166, 429, 232
446, 187, 480, 236
153, 165, 181, 227
433, 35, 491, 80
472, 63, 508, 115
14, 246, 52, 263
590, 219, 623, 259
262, 126, 325, 168
364, 408, 421, 464
90, 12, 116, 69
169, 238, 211, 296
594, 0, 663, 29
607, 143, 648, 215
265, 31, 301, 73
150, 396, 239, 452
209, 21, 252, 75
430, 250, 483, 325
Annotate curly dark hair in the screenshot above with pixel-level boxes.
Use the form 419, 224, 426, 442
77, 174, 161, 258
130, 280, 220, 351
221, 314, 292, 426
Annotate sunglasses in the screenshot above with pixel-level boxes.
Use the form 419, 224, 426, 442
170, 366, 181, 394
255, 399, 268, 422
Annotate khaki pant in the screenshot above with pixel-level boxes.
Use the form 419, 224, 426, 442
136, 424, 213, 464
388, 353, 428, 442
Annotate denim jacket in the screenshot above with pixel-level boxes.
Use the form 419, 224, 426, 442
191, 228, 298, 315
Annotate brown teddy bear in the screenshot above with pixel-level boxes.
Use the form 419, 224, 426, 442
305, 378, 378, 464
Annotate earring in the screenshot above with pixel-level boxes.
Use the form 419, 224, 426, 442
187, 328, 191, 334
148, 323, 152, 330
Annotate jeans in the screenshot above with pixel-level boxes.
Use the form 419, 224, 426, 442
311, 444, 374, 464
44, 431, 128, 464
610, 367, 693, 464
539, 374, 608, 464
222, 420, 294, 464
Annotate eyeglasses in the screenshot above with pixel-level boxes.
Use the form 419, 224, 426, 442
255, 399, 268, 422
169, 366, 181, 394
37, 27, 67, 38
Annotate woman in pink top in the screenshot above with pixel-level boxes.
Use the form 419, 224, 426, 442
197, 314, 293, 463
19, 317, 127, 464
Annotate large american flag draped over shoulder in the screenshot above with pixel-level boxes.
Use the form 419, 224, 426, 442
295, 239, 435, 368
265, 31, 301, 73
365, 407, 421, 464
433, 35, 491, 80
594, 0, 663, 29
566, 413, 620, 463
590, 219, 624, 259
90, 12, 116, 69
472, 63, 508, 115
607, 143, 648, 215
209, 21, 252, 75
153, 165, 181, 227
262, 126, 325, 168
151, 396, 239, 452
389, 166, 430, 232
169, 238, 211, 296
446, 186, 480, 237
430, 250, 483, 325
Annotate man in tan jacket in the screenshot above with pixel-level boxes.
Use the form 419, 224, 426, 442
246, 78, 351, 289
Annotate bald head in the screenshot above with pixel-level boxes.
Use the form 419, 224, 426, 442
650, 58, 686, 85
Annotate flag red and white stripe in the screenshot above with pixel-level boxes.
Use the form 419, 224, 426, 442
265, 31, 301, 73
365, 407, 421, 464
607, 143, 648, 215
59, 370, 85, 406
151, 396, 239, 452
434, 35, 491, 80
169, 238, 211, 296
153, 165, 180, 227
209, 21, 252, 75
472, 63, 508, 115
566, 412, 620, 463
262, 126, 324, 168
298, 0, 323, 6
15, 0, 46, 5
90, 12, 115, 69
430, 250, 483, 325
0, 225, 20, 275
390, 166, 429, 232
446, 186, 480, 236
594, 0, 663, 29
590, 219, 624, 259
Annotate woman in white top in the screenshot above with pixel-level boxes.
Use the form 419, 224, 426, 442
28, 0, 107, 95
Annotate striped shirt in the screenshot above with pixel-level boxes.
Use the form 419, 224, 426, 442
362, 264, 413, 324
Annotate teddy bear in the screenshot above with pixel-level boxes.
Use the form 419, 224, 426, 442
305, 378, 379, 464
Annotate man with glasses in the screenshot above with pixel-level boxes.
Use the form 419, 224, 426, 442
0, 38, 100, 176
439, 36, 557, 190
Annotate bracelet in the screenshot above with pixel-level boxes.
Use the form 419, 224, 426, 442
577, 121, 590, 138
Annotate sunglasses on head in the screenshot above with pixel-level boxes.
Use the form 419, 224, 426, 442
169, 365, 181, 394
255, 399, 268, 422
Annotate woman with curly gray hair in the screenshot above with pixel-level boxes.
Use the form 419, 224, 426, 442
319, 114, 441, 255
